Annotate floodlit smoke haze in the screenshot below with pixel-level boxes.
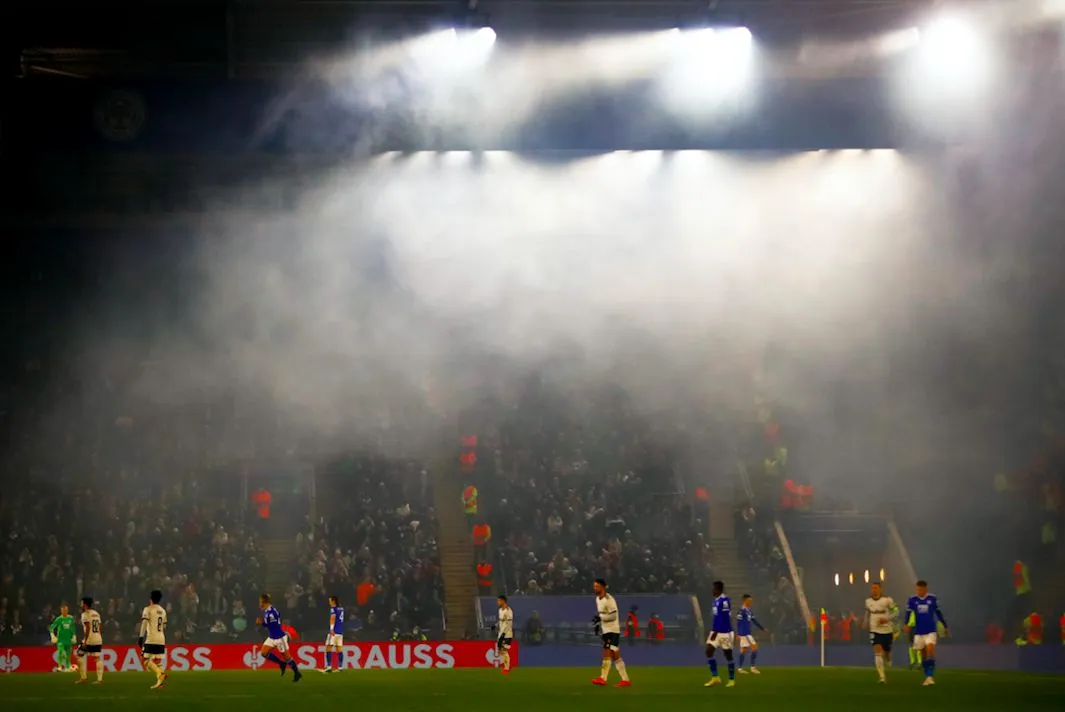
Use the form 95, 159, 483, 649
101, 146, 954, 471
38, 23, 1061, 509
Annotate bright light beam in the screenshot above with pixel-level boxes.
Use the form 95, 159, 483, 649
410, 27, 497, 76
920, 17, 983, 69
658, 27, 758, 118
891, 14, 998, 136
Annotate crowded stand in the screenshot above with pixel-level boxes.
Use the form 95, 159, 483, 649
0, 357, 265, 645
489, 470, 713, 597
0, 370, 447, 647
288, 456, 444, 639
4, 337, 1060, 652
470, 382, 719, 640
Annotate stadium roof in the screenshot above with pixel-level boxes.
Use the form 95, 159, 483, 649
14, 0, 946, 79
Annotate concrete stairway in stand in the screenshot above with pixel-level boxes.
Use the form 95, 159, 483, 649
708, 498, 755, 601
434, 470, 479, 640
261, 538, 297, 598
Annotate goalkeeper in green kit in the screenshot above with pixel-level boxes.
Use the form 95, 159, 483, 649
49, 604, 77, 672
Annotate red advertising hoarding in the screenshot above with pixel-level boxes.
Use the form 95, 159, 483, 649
0, 640, 514, 674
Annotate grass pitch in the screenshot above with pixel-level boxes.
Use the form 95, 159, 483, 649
2, 666, 1063, 712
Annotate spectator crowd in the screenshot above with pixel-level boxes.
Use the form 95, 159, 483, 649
283, 455, 444, 639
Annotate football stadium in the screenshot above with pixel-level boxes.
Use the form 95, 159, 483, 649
2, 1, 1065, 710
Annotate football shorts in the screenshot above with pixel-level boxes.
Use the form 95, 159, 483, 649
706, 631, 734, 650
264, 636, 289, 653
870, 632, 894, 651
913, 633, 937, 649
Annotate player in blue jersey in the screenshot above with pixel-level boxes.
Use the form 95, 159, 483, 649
736, 594, 768, 675
257, 594, 303, 683
703, 581, 736, 688
904, 580, 949, 686
322, 595, 345, 673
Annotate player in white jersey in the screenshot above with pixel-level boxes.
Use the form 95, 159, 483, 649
591, 578, 631, 688
496, 595, 514, 674
864, 582, 897, 684
139, 589, 169, 689
76, 597, 104, 685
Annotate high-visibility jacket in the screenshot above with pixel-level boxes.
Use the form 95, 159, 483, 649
782, 480, 798, 509
1024, 613, 1043, 645
647, 616, 665, 640
463, 485, 478, 515
472, 523, 492, 546
252, 489, 272, 519
985, 624, 1004, 644
838, 614, 856, 642
476, 562, 493, 589
1013, 561, 1031, 595
625, 611, 640, 638
356, 581, 377, 607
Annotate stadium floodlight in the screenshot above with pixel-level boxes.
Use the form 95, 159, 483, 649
409, 25, 497, 77
657, 25, 757, 116
864, 570, 870, 583
472, 26, 496, 49
719, 26, 753, 49
672, 26, 753, 56
890, 12, 996, 134
834, 573, 840, 587
920, 16, 982, 67
880, 568, 886, 581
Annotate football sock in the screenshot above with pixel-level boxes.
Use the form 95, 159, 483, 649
874, 654, 885, 677
502, 650, 510, 671
147, 659, 163, 678
600, 659, 611, 680
708, 657, 718, 677
727, 661, 735, 680
288, 658, 299, 672
750, 650, 758, 667
337, 651, 344, 668
266, 652, 285, 670
615, 659, 629, 682
80, 655, 88, 680
925, 657, 935, 677
738, 651, 746, 668
94, 654, 103, 681
325, 651, 333, 668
